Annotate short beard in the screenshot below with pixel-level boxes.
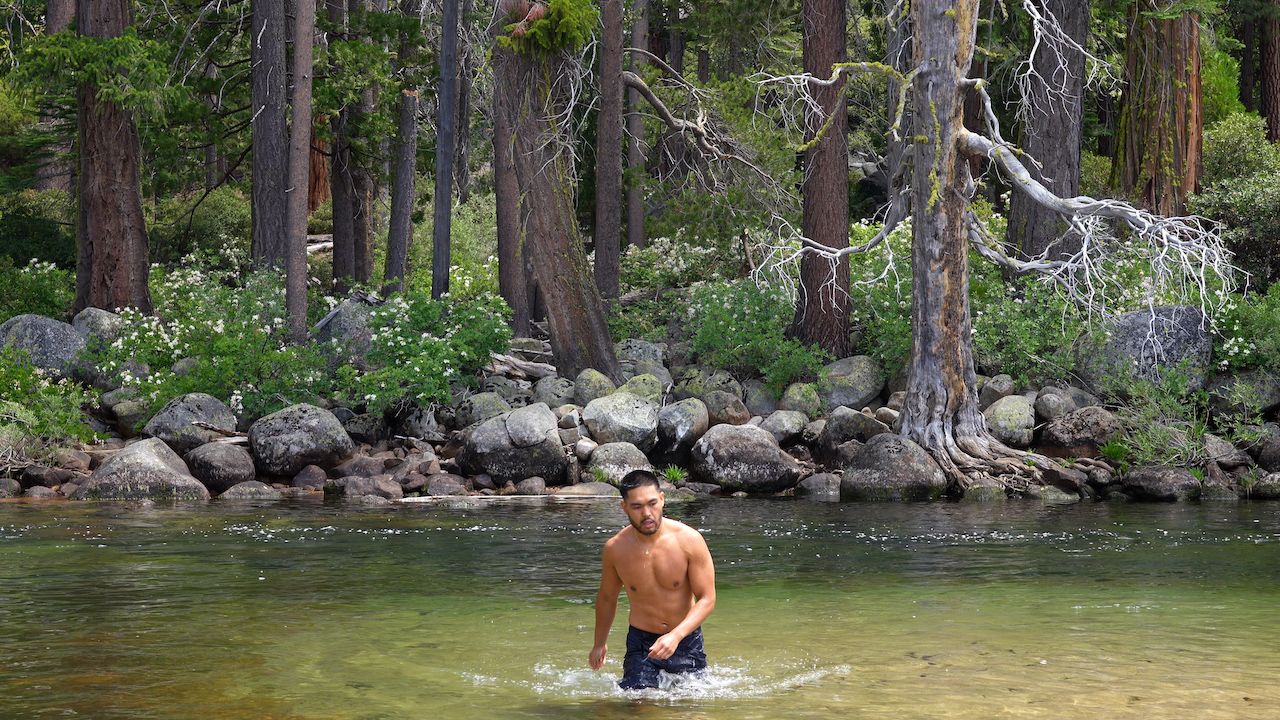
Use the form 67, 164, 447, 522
631, 516, 661, 536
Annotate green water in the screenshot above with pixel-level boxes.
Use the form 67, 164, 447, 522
2, 497, 1279, 719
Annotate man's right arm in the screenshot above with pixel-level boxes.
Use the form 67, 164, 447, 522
590, 542, 624, 670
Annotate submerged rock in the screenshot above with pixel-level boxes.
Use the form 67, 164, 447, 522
219, 481, 282, 500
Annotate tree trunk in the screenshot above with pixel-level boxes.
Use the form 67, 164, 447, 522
350, 0, 376, 285
327, 0, 356, 292
494, 44, 622, 381
34, 0, 75, 192
595, 0, 624, 305
493, 71, 532, 338
1262, 10, 1280, 141
286, 0, 316, 343
250, 0, 289, 267
454, 0, 475, 204
384, 0, 422, 296
1006, 0, 1087, 261
308, 117, 331, 213
74, 0, 151, 314
791, 0, 850, 358
1110, 2, 1202, 216
203, 63, 221, 189
896, 0, 990, 486
1241, 19, 1256, 113
431, 0, 460, 299
668, 26, 684, 74
625, 0, 649, 249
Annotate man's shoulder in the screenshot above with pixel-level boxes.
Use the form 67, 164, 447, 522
665, 519, 708, 545
602, 526, 633, 550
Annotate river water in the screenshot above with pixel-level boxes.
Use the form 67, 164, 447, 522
1, 496, 1278, 719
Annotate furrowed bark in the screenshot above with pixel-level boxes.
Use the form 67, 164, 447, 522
791, 0, 851, 358
75, 0, 151, 314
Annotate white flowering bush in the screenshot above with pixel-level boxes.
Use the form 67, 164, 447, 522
620, 234, 732, 292
1212, 282, 1280, 372
89, 261, 333, 422
0, 256, 75, 323
336, 288, 511, 414
687, 279, 829, 394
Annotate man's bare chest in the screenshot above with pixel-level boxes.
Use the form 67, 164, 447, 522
618, 545, 689, 594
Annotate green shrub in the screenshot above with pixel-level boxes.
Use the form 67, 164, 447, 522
1189, 171, 1280, 288
1079, 152, 1113, 199
0, 189, 75, 268
1199, 113, 1279, 185
149, 186, 252, 264
848, 218, 913, 376
0, 256, 75, 323
308, 197, 333, 234
1201, 44, 1246, 126
408, 189, 499, 297
0, 346, 101, 466
338, 289, 511, 414
970, 271, 1082, 386
1107, 362, 1262, 471
688, 279, 829, 395
1212, 282, 1280, 372
619, 234, 733, 292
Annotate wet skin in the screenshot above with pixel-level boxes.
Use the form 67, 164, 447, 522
589, 485, 716, 669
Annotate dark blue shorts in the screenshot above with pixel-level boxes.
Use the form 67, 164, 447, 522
619, 625, 707, 689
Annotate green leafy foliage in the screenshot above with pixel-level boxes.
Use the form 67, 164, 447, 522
88, 263, 334, 423
660, 465, 689, 483
1199, 113, 1279, 185
16, 29, 175, 119
1105, 361, 1262, 472
0, 256, 74, 323
687, 279, 829, 394
0, 347, 101, 465
340, 291, 512, 414
1212, 282, 1280, 372
497, 0, 599, 56
1201, 42, 1245, 126
148, 186, 253, 265
0, 189, 75, 268
408, 189, 500, 298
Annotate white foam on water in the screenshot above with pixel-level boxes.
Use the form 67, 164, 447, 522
521, 659, 850, 701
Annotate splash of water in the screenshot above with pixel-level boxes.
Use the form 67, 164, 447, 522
509, 659, 850, 701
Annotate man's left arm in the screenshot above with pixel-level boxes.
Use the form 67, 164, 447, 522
648, 531, 716, 660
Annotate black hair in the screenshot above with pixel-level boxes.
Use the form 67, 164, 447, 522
619, 469, 661, 500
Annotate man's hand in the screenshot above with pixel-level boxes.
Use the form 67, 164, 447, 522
647, 632, 682, 660
589, 643, 608, 670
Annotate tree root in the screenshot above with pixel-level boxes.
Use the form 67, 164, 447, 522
922, 429, 1065, 495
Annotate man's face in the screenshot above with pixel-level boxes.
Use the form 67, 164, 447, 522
621, 484, 664, 536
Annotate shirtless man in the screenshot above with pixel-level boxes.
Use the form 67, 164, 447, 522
589, 469, 716, 689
